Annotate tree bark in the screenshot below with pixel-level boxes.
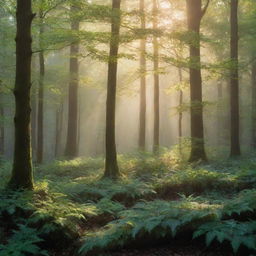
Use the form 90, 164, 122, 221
77, 95, 81, 156
186, 0, 207, 162
139, 0, 146, 151
251, 61, 256, 149
178, 67, 183, 154
230, 0, 240, 156
65, 6, 79, 159
37, 9, 45, 164
217, 81, 223, 147
0, 104, 4, 156
104, 0, 121, 179
153, 0, 160, 154
55, 101, 63, 158
8, 0, 34, 189
31, 85, 37, 160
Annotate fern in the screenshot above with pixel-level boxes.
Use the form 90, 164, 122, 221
79, 199, 220, 254
57, 177, 155, 204
222, 189, 256, 217
193, 220, 256, 253
0, 224, 48, 256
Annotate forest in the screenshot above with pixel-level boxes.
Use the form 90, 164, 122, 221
1, 0, 256, 255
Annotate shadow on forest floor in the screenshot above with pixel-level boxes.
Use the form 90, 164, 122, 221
1, 152, 256, 255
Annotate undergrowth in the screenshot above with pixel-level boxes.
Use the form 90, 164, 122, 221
1, 152, 256, 255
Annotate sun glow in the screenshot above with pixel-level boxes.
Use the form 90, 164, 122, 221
173, 10, 185, 21
159, 1, 185, 27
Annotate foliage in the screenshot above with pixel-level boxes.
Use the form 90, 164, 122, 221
3, 154, 256, 255
222, 189, 256, 217
56, 177, 156, 204
194, 220, 256, 253
0, 224, 48, 256
79, 199, 220, 254
155, 167, 236, 197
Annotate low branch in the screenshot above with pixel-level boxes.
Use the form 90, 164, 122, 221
201, 0, 211, 19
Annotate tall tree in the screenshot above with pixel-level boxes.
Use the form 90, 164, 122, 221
139, 0, 147, 150
31, 82, 37, 160
37, 5, 45, 163
104, 0, 121, 179
153, 0, 160, 153
65, 4, 80, 158
8, 0, 34, 189
178, 67, 183, 154
55, 101, 63, 157
0, 103, 4, 156
217, 81, 223, 147
186, 0, 209, 162
251, 60, 256, 149
230, 0, 240, 156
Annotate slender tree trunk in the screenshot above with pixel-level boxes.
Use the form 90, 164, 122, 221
65, 6, 79, 158
217, 81, 223, 147
104, 0, 121, 179
0, 105, 4, 155
8, 0, 34, 189
139, 0, 146, 151
251, 61, 256, 149
178, 67, 183, 154
77, 95, 81, 156
37, 9, 45, 164
55, 101, 63, 158
153, 0, 160, 154
230, 0, 240, 156
186, 0, 207, 162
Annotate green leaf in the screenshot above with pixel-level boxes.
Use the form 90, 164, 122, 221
231, 237, 242, 253
206, 232, 216, 246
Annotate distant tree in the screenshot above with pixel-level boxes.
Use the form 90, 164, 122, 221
8, 0, 34, 189
230, 0, 240, 156
55, 101, 64, 157
178, 67, 183, 153
65, 4, 80, 159
153, 0, 160, 154
186, 0, 209, 162
104, 0, 121, 179
138, 0, 147, 151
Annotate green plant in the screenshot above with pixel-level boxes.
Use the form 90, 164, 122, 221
0, 224, 48, 256
193, 220, 256, 253
155, 168, 235, 197
222, 189, 256, 216
79, 199, 220, 254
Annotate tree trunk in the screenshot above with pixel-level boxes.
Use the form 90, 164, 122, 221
153, 0, 160, 154
65, 6, 79, 159
230, 0, 240, 156
251, 61, 256, 149
37, 9, 45, 164
186, 0, 207, 162
55, 101, 63, 158
178, 67, 183, 154
0, 105, 4, 156
31, 86, 37, 160
77, 94, 81, 156
139, 0, 146, 151
217, 81, 223, 147
104, 0, 121, 179
8, 0, 34, 190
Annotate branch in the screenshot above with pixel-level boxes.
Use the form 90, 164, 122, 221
201, 0, 210, 19
42, 0, 68, 18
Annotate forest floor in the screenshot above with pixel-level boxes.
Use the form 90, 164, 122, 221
1, 151, 256, 256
